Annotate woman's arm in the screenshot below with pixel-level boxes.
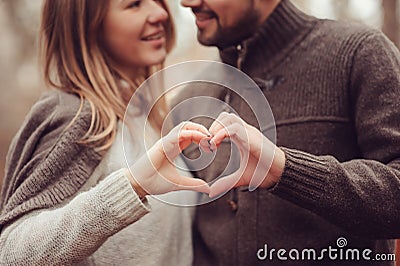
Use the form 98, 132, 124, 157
0, 169, 150, 265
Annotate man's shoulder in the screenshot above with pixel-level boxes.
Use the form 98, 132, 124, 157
314, 18, 378, 44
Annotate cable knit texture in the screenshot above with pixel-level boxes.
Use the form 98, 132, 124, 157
174, 0, 400, 265
0, 169, 149, 264
0, 90, 102, 230
0, 91, 154, 264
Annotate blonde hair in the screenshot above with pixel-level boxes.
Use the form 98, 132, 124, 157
39, 0, 175, 151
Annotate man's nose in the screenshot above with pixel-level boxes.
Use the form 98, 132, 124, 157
181, 0, 202, 8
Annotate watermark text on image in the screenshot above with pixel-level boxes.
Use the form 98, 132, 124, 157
257, 237, 396, 262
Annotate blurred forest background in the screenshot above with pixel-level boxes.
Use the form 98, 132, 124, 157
0, 0, 399, 194
1, 0, 399, 261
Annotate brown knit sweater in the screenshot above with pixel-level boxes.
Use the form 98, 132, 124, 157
173, 0, 400, 265
0, 91, 102, 229
0, 91, 156, 264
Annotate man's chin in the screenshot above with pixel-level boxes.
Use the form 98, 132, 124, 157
197, 33, 214, 47
196, 31, 238, 49
197, 32, 222, 48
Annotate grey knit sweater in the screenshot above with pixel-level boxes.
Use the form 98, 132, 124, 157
0, 91, 150, 264
174, 0, 400, 265
0, 90, 196, 265
1, 91, 104, 230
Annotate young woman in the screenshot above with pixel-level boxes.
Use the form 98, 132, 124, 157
0, 0, 210, 264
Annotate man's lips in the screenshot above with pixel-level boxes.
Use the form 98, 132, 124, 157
194, 11, 215, 21
193, 10, 216, 29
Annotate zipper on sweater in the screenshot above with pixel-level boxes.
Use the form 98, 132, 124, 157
226, 43, 248, 212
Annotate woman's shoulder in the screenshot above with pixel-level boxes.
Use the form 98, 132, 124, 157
4, 89, 98, 192
26, 89, 94, 136
9, 90, 93, 160
33, 90, 87, 123
1, 90, 101, 227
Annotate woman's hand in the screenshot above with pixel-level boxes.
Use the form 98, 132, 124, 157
208, 112, 286, 197
126, 121, 211, 197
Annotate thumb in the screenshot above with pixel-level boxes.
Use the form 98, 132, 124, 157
174, 176, 211, 194
209, 172, 243, 198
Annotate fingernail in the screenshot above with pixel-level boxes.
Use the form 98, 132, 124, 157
199, 139, 210, 153
208, 139, 216, 152
248, 185, 257, 192
210, 141, 217, 151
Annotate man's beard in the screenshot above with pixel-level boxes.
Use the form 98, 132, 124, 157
198, 8, 262, 49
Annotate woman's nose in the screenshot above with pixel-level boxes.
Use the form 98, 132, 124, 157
181, 0, 202, 8
147, 1, 168, 24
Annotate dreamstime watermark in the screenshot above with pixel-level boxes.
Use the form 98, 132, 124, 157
257, 237, 396, 262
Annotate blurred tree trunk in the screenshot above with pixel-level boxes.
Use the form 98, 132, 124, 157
382, 0, 399, 47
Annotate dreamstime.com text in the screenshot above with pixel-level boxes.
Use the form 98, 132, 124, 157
257, 237, 396, 262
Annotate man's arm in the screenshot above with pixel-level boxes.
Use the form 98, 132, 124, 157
272, 30, 400, 239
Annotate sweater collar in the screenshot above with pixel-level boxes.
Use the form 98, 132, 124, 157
220, 0, 317, 71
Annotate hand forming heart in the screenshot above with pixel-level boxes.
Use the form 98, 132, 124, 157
127, 121, 212, 196
127, 113, 285, 199
206, 112, 286, 198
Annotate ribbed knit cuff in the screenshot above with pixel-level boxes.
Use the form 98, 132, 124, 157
96, 169, 151, 228
271, 148, 331, 207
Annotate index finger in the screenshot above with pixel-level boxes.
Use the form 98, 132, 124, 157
209, 112, 231, 135
179, 121, 211, 137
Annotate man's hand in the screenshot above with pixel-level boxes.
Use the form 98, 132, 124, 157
208, 112, 285, 197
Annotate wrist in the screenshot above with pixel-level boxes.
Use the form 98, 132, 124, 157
125, 169, 148, 200
271, 147, 286, 183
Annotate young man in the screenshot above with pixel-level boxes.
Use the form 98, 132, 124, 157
176, 0, 400, 265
